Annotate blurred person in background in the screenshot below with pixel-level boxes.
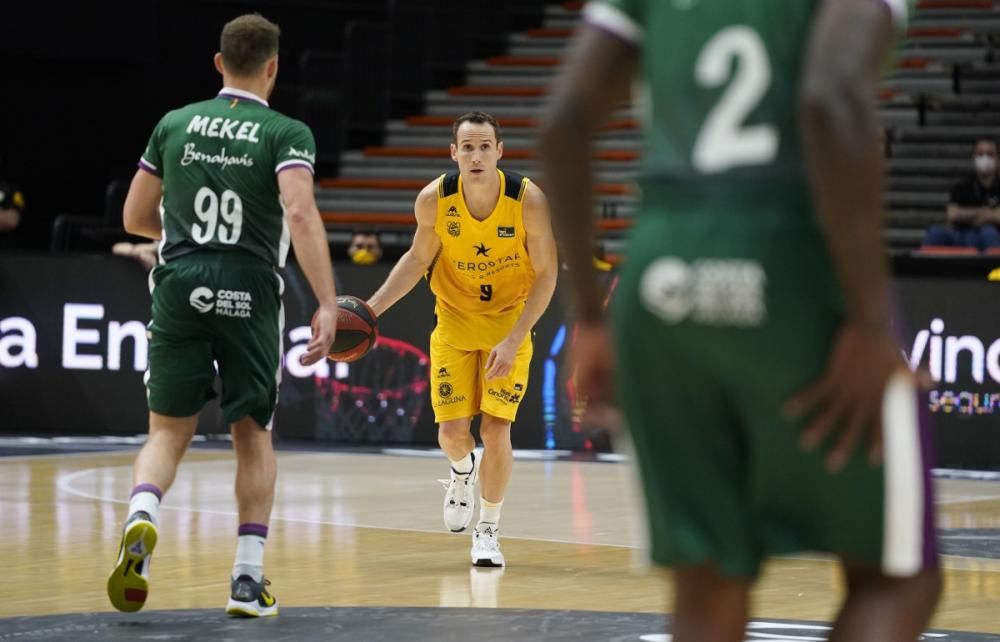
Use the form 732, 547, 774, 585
347, 227, 383, 264
923, 137, 1000, 250
0, 157, 27, 251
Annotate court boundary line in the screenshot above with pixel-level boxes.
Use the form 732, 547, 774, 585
53, 456, 1000, 569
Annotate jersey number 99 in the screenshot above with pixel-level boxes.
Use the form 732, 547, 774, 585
192, 186, 244, 245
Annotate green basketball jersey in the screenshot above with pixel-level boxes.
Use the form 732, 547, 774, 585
585, 0, 908, 188
139, 87, 316, 267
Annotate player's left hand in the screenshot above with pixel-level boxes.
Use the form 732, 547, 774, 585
485, 335, 520, 380
784, 323, 915, 472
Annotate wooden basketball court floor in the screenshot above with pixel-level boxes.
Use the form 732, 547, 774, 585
2, 445, 999, 638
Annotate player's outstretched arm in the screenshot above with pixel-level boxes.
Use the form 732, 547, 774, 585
790, 0, 905, 471
538, 25, 635, 323
485, 184, 557, 379
279, 167, 337, 366
123, 169, 164, 240
538, 24, 635, 405
366, 183, 442, 317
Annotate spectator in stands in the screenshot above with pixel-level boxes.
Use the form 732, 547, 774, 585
0, 168, 27, 251
923, 137, 1000, 250
347, 228, 383, 265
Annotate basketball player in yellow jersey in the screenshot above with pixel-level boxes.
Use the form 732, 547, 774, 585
368, 111, 557, 566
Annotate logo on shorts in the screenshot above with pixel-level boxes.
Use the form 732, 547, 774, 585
438, 367, 450, 378
488, 387, 521, 404
639, 257, 766, 327
188, 286, 254, 318
438, 382, 454, 398
189, 287, 215, 313
447, 221, 461, 237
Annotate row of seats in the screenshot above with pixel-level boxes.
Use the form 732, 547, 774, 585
315, 0, 1000, 256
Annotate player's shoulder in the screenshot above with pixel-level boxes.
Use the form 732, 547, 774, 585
500, 169, 532, 203
418, 177, 443, 205
266, 110, 313, 134
156, 99, 216, 128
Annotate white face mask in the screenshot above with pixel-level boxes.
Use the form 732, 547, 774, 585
974, 154, 996, 174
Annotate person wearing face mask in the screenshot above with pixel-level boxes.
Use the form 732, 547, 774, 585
923, 137, 1000, 250
347, 228, 383, 265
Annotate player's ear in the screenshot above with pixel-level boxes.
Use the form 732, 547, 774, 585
450, 143, 458, 162
214, 52, 225, 76
497, 141, 504, 160
266, 56, 278, 80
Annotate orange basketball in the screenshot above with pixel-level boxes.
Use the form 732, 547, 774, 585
327, 295, 378, 362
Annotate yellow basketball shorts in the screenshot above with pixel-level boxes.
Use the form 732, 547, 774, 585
428, 327, 532, 423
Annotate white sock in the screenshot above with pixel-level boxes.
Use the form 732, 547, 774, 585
128, 490, 160, 525
480, 497, 503, 526
233, 534, 266, 582
450, 452, 473, 475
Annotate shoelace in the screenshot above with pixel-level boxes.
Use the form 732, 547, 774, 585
438, 472, 473, 494
475, 527, 499, 549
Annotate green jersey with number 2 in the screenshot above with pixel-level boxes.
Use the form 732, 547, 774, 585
585, 0, 907, 189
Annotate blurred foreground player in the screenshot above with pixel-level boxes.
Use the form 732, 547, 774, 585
541, 1, 941, 640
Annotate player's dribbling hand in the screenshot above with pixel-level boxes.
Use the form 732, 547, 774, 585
485, 335, 519, 380
301, 304, 337, 366
784, 323, 914, 472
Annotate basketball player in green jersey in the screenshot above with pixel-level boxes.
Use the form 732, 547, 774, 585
541, 1, 941, 640
106, 14, 338, 617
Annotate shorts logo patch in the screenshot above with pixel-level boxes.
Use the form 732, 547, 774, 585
189, 286, 254, 318
438, 367, 450, 378
640, 257, 766, 327
438, 382, 453, 398
488, 387, 521, 404
189, 287, 215, 313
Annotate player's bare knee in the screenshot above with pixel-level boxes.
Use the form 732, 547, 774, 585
845, 564, 942, 608
479, 417, 511, 451
438, 419, 471, 449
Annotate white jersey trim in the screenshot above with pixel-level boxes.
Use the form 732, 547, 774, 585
275, 159, 315, 175
218, 86, 269, 107
880, 0, 909, 31
881, 372, 925, 577
583, 2, 643, 45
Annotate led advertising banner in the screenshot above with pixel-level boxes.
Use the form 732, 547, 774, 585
2, 253, 1000, 469
0, 255, 570, 449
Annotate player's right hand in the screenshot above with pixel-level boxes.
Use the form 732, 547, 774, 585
783, 323, 914, 473
301, 304, 337, 366
572, 320, 617, 405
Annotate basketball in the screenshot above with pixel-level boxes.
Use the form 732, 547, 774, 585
327, 295, 378, 362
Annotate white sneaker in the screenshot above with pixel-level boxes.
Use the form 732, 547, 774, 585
442, 451, 478, 532
471, 522, 505, 567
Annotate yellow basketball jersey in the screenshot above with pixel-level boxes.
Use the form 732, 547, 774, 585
428, 169, 536, 348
